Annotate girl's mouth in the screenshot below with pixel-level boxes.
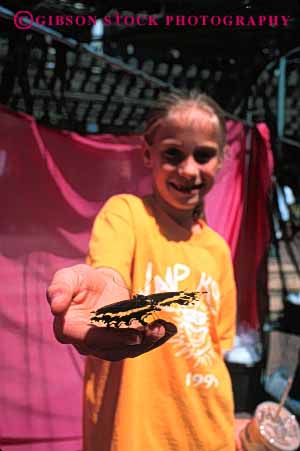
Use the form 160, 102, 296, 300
168, 182, 203, 193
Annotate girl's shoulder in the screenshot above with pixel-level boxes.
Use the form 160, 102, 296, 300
201, 222, 232, 258
101, 193, 151, 218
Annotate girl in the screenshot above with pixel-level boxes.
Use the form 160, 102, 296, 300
48, 90, 237, 451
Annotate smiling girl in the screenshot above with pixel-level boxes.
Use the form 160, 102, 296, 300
47, 90, 237, 451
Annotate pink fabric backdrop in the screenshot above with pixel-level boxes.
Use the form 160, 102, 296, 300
0, 105, 273, 450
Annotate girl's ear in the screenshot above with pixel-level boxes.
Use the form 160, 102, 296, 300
143, 147, 153, 168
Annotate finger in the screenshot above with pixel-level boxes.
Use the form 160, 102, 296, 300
54, 320, 177, 361
54, 316, 145, 348
85, 326, 144, 348
85, 320, 177, 357
47, 268, 78, 314
141, 320, 177, 351
140, 321, 166, 345
91, 321, 178, 361
72, 330, 145, 361
85, 320, 176, 350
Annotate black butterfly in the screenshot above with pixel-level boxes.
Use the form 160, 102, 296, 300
90, 291, 205, 327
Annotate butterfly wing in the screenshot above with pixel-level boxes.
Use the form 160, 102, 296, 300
90, 291, 203, 327
90, 295, 151, 327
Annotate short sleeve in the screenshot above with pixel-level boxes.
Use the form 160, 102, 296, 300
86, 195, 136, 289
217, 246, 237, 352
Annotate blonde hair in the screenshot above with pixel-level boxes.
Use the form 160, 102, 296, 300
144, 89, 227, 158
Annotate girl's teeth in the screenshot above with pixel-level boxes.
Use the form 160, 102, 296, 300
178, 186, 192, 192
170, 182, 201, 192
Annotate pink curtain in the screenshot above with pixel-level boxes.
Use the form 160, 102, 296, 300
0, 105, 273, 450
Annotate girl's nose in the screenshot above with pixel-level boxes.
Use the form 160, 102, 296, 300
178, 156, 199, 178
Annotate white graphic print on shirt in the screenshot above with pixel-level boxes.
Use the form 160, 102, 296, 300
142, 262, 220, 371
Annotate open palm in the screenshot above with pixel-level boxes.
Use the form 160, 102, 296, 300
47, 264, 177, 360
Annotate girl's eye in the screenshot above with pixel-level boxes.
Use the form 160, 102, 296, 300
163, 148, 185, 164
194, 149, 217, 164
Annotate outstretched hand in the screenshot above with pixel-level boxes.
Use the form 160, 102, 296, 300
46, 264, 177, 361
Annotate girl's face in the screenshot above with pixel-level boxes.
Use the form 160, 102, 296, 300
145, 108, 223, 215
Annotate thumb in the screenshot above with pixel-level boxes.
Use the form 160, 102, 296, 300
47, 287, 73, 314
142, 320, 177, 348
47, 268, 79, 314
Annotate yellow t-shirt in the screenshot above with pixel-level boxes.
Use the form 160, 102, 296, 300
85, 194, 237, 451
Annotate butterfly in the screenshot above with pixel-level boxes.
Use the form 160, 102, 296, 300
90, 291, 206, 327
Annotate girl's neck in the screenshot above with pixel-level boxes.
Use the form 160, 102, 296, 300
152, 192, 202, 233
